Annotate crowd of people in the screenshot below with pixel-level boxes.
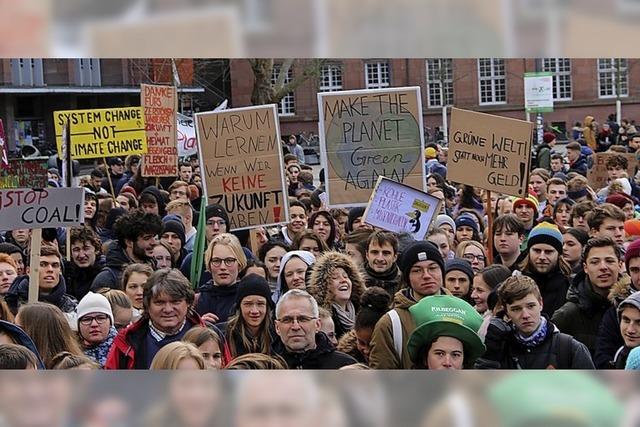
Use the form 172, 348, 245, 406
3, 122, 640, 371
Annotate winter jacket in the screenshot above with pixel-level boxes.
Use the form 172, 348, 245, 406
104, 309, 203, 369
273, 251, 316, 304
194, 280, 239, 324
64, 255, 106, 301
595, 276, 634, 368
362, 263, 402, 296
551, 271, 614, 355
568, 154, 589, 177
523, 267, 570, 318
101, 172, 123, 194
5, 275, 78, 319
82, 326, 117, 368
140, 185, 167, 217
583, 116, 597, 151
425, 159, 447, 179
475, 320, 595, 369
337, 330, 367, 364
0, 320, 45, 369
274, 331, 357, 369
114, 171, 134, 195
90, 241, 137, 291
535, 143, 552, 170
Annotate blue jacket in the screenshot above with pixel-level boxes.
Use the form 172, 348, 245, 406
0, 320, 45, 369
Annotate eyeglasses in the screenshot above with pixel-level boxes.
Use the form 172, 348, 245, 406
463, 254, 486, 263
210, 257, 237, 267
207, 219, 226, 226
277, 315, 317, 325
79, 314, 110, 326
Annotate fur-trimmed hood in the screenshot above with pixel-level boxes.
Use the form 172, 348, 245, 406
336, 330, 366, 363
307, 251, 366, 310
608, 274, 635, 307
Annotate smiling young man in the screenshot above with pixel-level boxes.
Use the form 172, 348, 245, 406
362, 231, 402, 296
279, 200, 308, 245
608, 292, 640, 368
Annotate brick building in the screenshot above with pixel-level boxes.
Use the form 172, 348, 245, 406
230, 58, 640, 142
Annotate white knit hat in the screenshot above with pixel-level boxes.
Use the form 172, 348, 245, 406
77, 292, 114, 326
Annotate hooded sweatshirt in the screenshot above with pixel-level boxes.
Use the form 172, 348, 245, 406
91, 241, 148, 291
140, 186, 167, 217
0, 320, 45, 369
272, 250, 316, 304
65, 255, 107, 300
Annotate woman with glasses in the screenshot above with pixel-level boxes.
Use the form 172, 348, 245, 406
75, 292, 117, 368
195, 233, 247, 325
152, 241, 176, 269
455, 241, 487, 273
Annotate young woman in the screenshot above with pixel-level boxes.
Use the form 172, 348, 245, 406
455, 241, 487, 273
553, 198, 576, 229
84, 191, 100, 233
308, 251, 366, 339
150, 342, 206, 370
152, 241, 175, 269
562, 228, 590, 278
257, 240, 290, 292
101, 289, 134, 330
182, 326, 228, 369
427, 229, 454, 261
569, 200, 596, 233
293, 230, 329, 258
308, 210, 338, 250
470, 264, 512, 338
120, 263, 153, 319
0, 253, 18, 296
273, 250, 316, 304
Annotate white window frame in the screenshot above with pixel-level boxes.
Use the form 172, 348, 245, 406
76, 59, 102, 86
319, 64, 343, 92
477, 58, 506, 105
10, 58, 44, 86
365, 61, 390, 89
272, 64, 295, 116
426, 59, 454, 108
542, 58, 572, 101
598, 58, 628, 99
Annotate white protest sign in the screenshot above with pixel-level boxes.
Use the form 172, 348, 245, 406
524, 72, 554, 113
362, 176, 442, 240
0, 188, 85, 230
177, 113, 197, 157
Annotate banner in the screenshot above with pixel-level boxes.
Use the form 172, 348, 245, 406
363, 176, 442, 240
177, 113, 197, 157
0, 188, 85, 230
0, 158, 48, 189
195, 105, 288, 231
318, 87, 425, 207
141, 84, 178, 177
524, 72, 554, 113
0, 119, 8, 169
448, 108, 534, 198
54, 107, 147, 159
588, 152, 638, 190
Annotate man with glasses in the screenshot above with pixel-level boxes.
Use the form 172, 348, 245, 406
76, 291, 117, 368
274, 289, 356, 369
168, 180, 190, 203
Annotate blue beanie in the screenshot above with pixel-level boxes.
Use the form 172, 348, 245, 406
527, 222, 563, 254
445, 258, 475, 284
455, 214, 478, 233
626, 345, 640, 369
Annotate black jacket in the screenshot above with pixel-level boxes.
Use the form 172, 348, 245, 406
362, 263, 401, 296
5, 275, 78, 314
194, 280, 239, 324
523, 267, 570, 318
91, 241, 148, 291
568, 154, 589, 177
64, 255, 106, 300
275, 332, 357, 369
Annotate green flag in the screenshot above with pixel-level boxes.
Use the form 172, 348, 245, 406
190, 196, 207, 289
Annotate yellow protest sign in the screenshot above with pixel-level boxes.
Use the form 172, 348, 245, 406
54, 107, 147, 159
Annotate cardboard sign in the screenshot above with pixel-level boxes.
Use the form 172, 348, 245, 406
363, 176, 442, 240
318, 87, 426, 207
448, 108, 534, 198
177, 113, 197, 157
0, 158, 48, 189
0, 188, 85, 230
141, 84, 178, 177
524, 72, 554, 113
54, 107, 147, 159
588, 152, 638, 190
195, 105, 288, 231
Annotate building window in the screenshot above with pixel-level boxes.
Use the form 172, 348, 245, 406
365, 62, 390, 89
272, 64, 295, 116
319, 64, 343, 92
10, 59, 44, 86
426, 59, 454, 107
76, 59, 102, 86
598, 58, 628, 98
477, 58, 506, 105
542, 58, 572, 101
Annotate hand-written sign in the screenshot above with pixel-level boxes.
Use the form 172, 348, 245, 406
448, 108, 534, 198
177, 113, 197, 157
363, 176, 442, 240
54, 107, 147, 159
195, 105, 288, 231
588, 152, 638, 190
141, 84, 178, 177
0, 158, 48, 189
318, 87, 425, 207
0, 188, 85, 230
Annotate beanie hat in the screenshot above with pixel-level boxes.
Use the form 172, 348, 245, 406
454, 214, 478, 234
205, 204, 229, 225
188, 184, 200, 201
435, 214, 456, 234
77, 292, 114, 327
424, 147, 437, 159
347, 207, 366, 233
626, 346, 640, 369
162, 216, 186, 247
626, 239, 640, 269
512, 194, 540, 213
606, 193, 634, 210
625, 219, 640, 237
399, 241, 445, 285
618, 291, 640, 322
543, 132, 556, 144
236, 273, 274, 309
613, 178, 632, 196
553, 171, 568, 182
445, 258, 475, 284
527, 222, 563, 254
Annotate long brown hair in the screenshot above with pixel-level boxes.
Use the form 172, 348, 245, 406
226, 302, 274, 358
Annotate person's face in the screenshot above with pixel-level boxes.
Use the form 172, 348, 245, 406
366, 241, 397, 273
287, 167, 300, 183
567, 148, 579, 162
38, 255, 61, 290
10, 253, 24, 275
130, 161, 139, 175
498, 199, 513, 216
275, 297, 320, 352
439, 223, 455, 241
506, 293, 543, 337
547, 184, 567, 205
623, 202, 635, 221
255, 227, 269, 248
132, 233, 157, 260
91, 175, 102, 188
494, 228, 522, 256
319, 316, 337, 347
147, 291, 189, 334
169, 372, 220, 426
529, 175, 546, 199
199, 339, 223, 369
427, 177, 439, 192
355, 327, 373, 362
205, 216, 227, 241
288, 136, 297, 146
551, 158, 563, 172
562, 233, 583, 266
572, 213, 589, 232
264, 246, 286, 281
335, 215, 348, 235
328, 267, 352, 305
428, 234, 450, 260
112, 163, 124, 175
79, 311, 111, 345
71, 240, 97, 268
445, 270, 471, 298
593, 218, 625, 247
462, 246, 486, 273
607, 165, 625, 180
299, 238, 321, 257
84, 199, 97, 220
240, 295, 268, 331
555, 205, 571, 227
471, 275, 491, 313
630, 137, 640, 151
408, 260, 443, 297
141, 201, 159, 215
352, 216, 373, 231
456, 226, 474, 242
426, 336, 464, 370
0, 262, 17, 294
284, 257, 308, 290
288, 206, 308, 234
529, 243, 559, 275
161, 231, 182, 254
515, 204, 534, 224
620, 307, 640, 348
113, 306, 132, 331
193, 174, 202, 186
345, 243, 365, 267
179, 166, 193, 182
116, 195, 130, 211
170, 185, 189, 202
629, 258, 640, 289
312, 215, 332, 243
125, 272, 148, 310
152, 244, 173, 269
209, 244, 239, 286
583, 246, 622, 290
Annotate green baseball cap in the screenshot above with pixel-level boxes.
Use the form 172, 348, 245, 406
407, 295, 486, 366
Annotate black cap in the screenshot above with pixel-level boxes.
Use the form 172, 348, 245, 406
205, 204, 229, 225
236, 274, 274, 309
399, 241, 445, 285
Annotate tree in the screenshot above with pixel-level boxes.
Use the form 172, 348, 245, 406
249, 59, 325, 106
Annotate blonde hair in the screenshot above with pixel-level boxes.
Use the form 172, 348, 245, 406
204, 233, 247, 273
150, 341, 206, 370
166, 199, 192, 217
455, 240, 487, 259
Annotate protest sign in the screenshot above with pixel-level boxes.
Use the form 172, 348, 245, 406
318, 87, 425, 207
141, 84, 178, 177
524, 72, 554, 113
363, 176, 442, 240
195, 104, 288, 231
0, 188, 85, 230
0, 119, 8, 169
0, 158, 48, 189
177, 113, 197, 157
588, 152, 638, 190
54, 107, 147, 159
448, 108, 534, 198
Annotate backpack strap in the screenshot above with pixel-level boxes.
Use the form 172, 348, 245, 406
555, 333, 574, 369
387, 309, 403, 358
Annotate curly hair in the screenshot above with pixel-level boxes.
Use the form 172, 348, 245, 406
113, 210, 163, 248
307, 251, 366, 311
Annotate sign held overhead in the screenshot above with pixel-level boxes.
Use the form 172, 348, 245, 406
141, 84, 178, 177
0, 187, 85, 230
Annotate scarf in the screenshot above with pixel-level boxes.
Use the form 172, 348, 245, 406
332, 300, 356, 331
515, 317, 548, 348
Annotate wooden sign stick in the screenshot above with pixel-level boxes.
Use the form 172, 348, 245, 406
28, 228, 42, 304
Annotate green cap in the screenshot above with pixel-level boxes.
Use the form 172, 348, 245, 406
407, 295, 485, 366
